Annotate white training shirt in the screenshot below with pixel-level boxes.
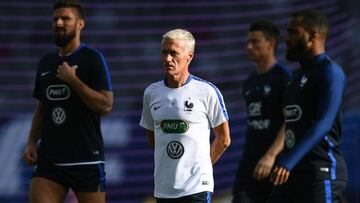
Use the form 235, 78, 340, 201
140, 74, 229, 198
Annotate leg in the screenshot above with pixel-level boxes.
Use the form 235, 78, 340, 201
29, 177, 68, 203
76, 189, 105, 203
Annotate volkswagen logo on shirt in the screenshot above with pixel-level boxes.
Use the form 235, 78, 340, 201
167, 141, 184, 159
52, 107, 66, 125
285, 129, 296, 148
285, 105, 302, 122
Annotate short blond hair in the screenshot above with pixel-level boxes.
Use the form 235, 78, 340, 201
162, 29, 195, 53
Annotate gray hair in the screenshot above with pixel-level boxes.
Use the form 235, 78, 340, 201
162, 29, 195, 53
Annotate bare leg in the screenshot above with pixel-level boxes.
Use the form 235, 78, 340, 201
29, 177, 68, 203
76, 187, 105, 203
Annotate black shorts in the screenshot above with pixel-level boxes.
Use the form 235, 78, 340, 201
267, 178, 346, 203
156, 191, 212, 203
32, 161, 106, 193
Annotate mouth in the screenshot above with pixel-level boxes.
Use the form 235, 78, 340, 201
55, 28, 66, 35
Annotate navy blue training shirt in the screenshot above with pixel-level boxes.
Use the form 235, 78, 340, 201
33, 43, 112, 164
241, 63, 290, 169
279, 53, 347, 181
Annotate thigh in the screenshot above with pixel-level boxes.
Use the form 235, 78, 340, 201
76, 191, 105, 203
66, 163, 106, 193
29, 177, 68, 203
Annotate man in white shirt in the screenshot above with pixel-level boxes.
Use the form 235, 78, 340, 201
140, 29, 231, 202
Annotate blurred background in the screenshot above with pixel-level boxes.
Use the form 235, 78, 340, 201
0, 0, 359, 202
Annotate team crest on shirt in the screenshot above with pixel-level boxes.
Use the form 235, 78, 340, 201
264, 85, 271, 95
285, 129, 296, 148
52, 106, 66, 125
184, 98, 194, 112
300, 75, 308, 87
167, 141, 184, 159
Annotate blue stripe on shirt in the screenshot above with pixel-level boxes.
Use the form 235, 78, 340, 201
192, 75, 229, 120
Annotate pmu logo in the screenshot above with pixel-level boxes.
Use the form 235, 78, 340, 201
285, 105, 302, 122
167, 141, 184, 159
46, 85, 70, 101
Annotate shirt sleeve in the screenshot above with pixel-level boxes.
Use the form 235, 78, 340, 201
33, 59, 43, 101
207, 84, 229, 128
91, 49, 112, 91
278, 64, 346, 171
139, 88, 154, 131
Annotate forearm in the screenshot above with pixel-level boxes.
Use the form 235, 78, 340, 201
211, 121, 231, 165
266, 124, 285, 157
68, 77, 113, 115
27, 102, 43, 145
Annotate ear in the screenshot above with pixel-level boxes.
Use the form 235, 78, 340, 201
187, 51, 194, 64
78, 19, 85, 31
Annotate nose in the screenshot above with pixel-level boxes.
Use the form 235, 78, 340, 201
163, 53, 172, 62
246, 42, 252, 50
55, 18, 64, 27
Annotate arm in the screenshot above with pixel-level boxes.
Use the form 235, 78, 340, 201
271, 65, 346, 185
253, 123, 285, 180
57, 61, 113, 116
278, 66, 345, 171
211, 121, 231, 165
23, 101, 43, 165
146, 130, 155, 149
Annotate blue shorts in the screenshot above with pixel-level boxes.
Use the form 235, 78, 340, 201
32, 161, 106, 193
156, 191, 212, 203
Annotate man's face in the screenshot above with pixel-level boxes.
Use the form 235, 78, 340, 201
161, 39, 193, 77
247, 31, 273, 62
285, 17, 310, 61
53, 7, 83, 47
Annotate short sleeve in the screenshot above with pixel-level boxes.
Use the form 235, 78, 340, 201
139, 88, 154, 131
91, 49, 112, 91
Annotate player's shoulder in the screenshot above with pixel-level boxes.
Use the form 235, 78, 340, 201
144, 80, 164, 95
190, 75, 224, 98
273, 63, 291, 77
80, 44, 106, 59
317, 54, 345, 79
191, 75, 219, 90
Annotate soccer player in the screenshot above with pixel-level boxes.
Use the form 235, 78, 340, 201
140, 29, 231, 202
232, 20, 290, 203
268, 9, 347, 203
23, 1, 113, 203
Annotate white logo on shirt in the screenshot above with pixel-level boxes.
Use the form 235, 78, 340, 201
264, 85, 271, 95
285, 129, 295, 148
248, 102, 262, 116
46, 85, 70, 101
52, 107, 66, 125
285, 105, 302, 122
300, 75, 308, 87
41, 71, 51, 76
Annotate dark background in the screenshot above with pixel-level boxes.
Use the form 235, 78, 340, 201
0, 1, 359, 202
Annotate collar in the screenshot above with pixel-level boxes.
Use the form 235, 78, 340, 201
164, 74, 193, 88
299, 53, 327, 69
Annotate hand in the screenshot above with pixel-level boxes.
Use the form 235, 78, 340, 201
253, 153, 276, 180
23, 142, 38, 165
56, 61, 78, 84
270, 165, 290, 185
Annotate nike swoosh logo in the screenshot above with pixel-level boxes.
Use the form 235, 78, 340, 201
41, 71, 51, 76
154, 105, 161, 111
